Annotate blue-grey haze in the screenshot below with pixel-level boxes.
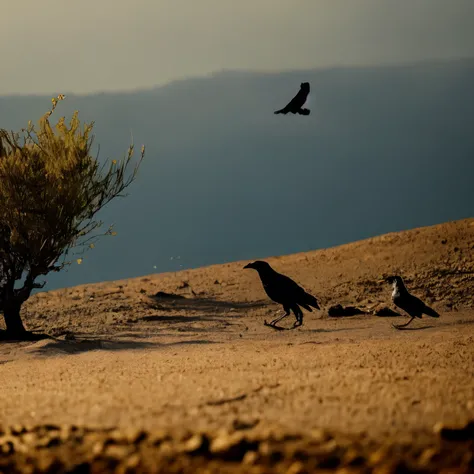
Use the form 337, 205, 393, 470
1, 59, 473, 291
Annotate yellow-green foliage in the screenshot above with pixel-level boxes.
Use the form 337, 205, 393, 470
0, 96, 144, 276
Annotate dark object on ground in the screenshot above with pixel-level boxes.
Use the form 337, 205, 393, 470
374, 306, 401, 317
328, 305, 366, 317
274, 82, 311, 115
385, 275, 440, 329
244, 260, 319, 329
153, 291, 186, 300
435, 420, 474, 442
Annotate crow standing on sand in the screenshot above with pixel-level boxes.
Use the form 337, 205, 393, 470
385, 275, 440, 329
244, 261, 320, 329
274, 82, 311, 115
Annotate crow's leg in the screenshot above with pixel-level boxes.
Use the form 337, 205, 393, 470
269, 307, 291, 326
392, 316, 415, 330
291, 305, 304, 329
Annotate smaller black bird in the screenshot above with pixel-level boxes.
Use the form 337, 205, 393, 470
274, 82, 311, 115
244, 260, 320, 328
385, 275, 440, 329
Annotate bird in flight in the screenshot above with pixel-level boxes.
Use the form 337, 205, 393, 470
244, 260, 320, 329
274, 82, 311, 116
385, 275, 440, 329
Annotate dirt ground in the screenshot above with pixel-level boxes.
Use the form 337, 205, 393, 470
0, 218, 473, 472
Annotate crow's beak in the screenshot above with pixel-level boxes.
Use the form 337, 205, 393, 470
243, 263, 253, 269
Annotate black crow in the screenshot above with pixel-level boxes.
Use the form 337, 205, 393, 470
274, 82, 311, 115
385, 275, 440, 329
244, 260, 320, 328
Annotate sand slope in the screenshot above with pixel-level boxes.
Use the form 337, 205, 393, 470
0, 219, 473, 472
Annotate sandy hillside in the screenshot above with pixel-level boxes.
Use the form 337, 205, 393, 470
0, 218, 473, 473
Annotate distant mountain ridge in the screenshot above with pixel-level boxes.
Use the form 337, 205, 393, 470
1, 58, 473, 291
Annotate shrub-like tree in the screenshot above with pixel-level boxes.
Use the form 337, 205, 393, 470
0, 96, 144, 340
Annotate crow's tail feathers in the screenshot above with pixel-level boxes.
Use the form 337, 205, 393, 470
299, 303, 313, 312
423, 305, 440, 318
304, 292, 320, 311
297, 108, 311, 116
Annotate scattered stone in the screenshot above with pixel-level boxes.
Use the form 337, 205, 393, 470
434, 420, 474, 441
0, 424, 473, 472
21, 432, 37, 446
232, 419, 259, 431
309, 429, 330, 443
328, 305, 366, 317
148, 430, 171, 446
242, 450, 259, 465
182, 433, 209, 454
104, 444, 134, 459
210, 433, 258, 461
122, 453, 141, 470
368, 447, 390, 466
92, 440, 105, 456
418, 447, 439, 466
10, 424, 28, 436
37, 424, 61, 434
36, 434, 62, 448
286, 461, 306, 474
122, 429, 147, 445
343, 448, 366, 467
0, 436, 16, 454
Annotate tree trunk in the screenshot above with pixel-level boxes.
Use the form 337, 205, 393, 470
2, 302, 27, 338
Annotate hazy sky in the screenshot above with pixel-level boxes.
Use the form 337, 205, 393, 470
1, 0, 473, 95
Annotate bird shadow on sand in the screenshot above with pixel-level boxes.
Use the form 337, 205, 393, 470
136, 295, 264, 334
136, 313, 244, 335
147, 294, 266, 313
262, 324, 368, 333
393, 325, 435, 331
30, 336, 217, 357
436, 318, 474, 328
306, 326, 370, 334
140, 315, 217, 323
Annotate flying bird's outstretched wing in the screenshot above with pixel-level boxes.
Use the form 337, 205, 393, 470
274, 82, 311, 115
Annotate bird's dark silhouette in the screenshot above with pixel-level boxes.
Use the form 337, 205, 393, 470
244, 260, 320, 328
274, 82, 311, 115
385, 275, 440, 329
